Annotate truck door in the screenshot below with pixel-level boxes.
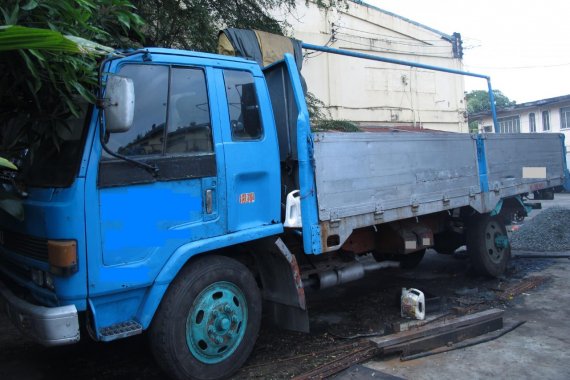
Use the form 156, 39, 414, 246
215, 69, 280, 232
89, 63, 227, 296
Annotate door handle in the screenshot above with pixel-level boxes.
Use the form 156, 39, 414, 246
205, 189, 213, 214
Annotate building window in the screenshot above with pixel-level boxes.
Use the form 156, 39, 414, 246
529, 113, 536, 132
497, 116, 520, 133
542, 110, 550, 131
483, 125, 493, 133
561, 107, 570, 130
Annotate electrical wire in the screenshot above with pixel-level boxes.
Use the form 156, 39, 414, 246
465, 62, 570, 70
335, 32, 454, 52
304, 35, 335, 60
335, 24, 449, 43
333, 37, 453, 57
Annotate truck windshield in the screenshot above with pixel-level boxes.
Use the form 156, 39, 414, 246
18, 104, 90, 188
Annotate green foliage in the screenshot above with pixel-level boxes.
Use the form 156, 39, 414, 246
468, 120, 479, 133
311, 0, 349, 11
306, 92, 359, 132
312, 119, 360, 132
0, 25, 86, 52
0, 191, 24, 221
306, 91, 329, 122
130, 0, 297, 52
0, 0, 143, 156
466, 90, 516, 114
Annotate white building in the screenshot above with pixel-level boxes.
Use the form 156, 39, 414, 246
278, 0, 469, 132
469, 94, 570, 166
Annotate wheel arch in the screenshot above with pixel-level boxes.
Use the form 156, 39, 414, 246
136, 225, 282, 329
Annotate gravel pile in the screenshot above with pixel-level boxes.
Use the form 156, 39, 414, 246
511, 207, 570, 252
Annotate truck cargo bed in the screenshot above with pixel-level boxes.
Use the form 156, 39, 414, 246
312, 131, 567, 252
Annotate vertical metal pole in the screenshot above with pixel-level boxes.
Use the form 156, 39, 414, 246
487, 79, 499, 133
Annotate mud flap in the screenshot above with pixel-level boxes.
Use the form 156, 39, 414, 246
251, 238, 309, 332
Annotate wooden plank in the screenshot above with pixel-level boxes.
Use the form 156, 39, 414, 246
384, 317, 504, 356
370, 308, 504, 349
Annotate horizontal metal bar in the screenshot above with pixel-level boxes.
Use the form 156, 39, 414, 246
301, 43, 499, 132
301, 43, 489, 79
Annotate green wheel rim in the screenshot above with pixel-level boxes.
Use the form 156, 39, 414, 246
484, 220, 509, 264
186, 281, 248, 364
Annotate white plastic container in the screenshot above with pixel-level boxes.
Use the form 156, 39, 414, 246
284, 190, 302, 228
401, 288, 426, 320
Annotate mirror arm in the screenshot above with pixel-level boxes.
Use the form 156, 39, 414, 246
97, 49, 150, 106
97, 110, 159, 175
96, 49, 158, 175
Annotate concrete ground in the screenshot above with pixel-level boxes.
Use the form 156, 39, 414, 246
0, 194, 569, 379
365, 259, 570, 380
366, 193, 570, 380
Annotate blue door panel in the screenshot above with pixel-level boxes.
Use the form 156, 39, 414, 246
100, 180, 206, 266
214, 71, 281, 232
87, 62, 228, 297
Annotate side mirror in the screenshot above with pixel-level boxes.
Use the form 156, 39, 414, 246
105, 76, 134, 133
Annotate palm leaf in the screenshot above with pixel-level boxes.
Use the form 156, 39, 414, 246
0, 157, 18, 171
0, 25, 112, 54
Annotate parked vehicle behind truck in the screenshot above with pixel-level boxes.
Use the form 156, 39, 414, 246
1, 41, 568, 380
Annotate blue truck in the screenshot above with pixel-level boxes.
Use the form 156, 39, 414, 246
0, 43, 568, 380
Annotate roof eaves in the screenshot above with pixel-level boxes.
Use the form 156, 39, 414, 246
469, 93, 570, 118
349, 0, 453, 41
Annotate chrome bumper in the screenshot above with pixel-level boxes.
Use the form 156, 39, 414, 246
0, 278, 80, 346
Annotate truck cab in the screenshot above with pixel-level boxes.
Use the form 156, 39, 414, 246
0, 49, 290, 377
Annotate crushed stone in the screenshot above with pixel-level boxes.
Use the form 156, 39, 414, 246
511, 207, 570, 252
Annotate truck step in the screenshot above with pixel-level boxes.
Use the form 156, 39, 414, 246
99, 320, 143, 342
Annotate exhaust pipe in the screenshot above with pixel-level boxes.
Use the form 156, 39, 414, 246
303, 261, 400, 289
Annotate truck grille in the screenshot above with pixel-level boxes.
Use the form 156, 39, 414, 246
1, 231, 49, 262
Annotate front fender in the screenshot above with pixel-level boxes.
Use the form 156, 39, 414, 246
136, 224, 283, 329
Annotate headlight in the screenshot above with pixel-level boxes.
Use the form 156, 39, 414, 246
31, 268, 44, 287
44, 272, 55, 290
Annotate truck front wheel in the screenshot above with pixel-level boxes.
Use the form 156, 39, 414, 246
466, 214, 511, 277
150, 255, 261, 380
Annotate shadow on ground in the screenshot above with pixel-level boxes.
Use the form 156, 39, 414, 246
0, 250, 558, 380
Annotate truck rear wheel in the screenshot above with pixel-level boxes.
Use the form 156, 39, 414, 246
466, 214, 511, 277
433, 231, 465, 255
150, 255, 261, 380
399, 249, 426, 269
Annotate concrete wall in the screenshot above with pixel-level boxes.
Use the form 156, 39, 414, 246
277, 1, 468, 132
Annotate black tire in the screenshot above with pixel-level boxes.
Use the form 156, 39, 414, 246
466, 214, 511, 277
373, 249, 426, 270
399, 249, 426, 269
150, 255, 261, 380
433, 231, 465, 255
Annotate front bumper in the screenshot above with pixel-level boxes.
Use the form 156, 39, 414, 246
0, 278, 80, 346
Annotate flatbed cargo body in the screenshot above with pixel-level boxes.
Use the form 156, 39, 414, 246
310, 131, 567, 252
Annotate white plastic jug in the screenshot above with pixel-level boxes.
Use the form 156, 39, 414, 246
401, 288, 425, 320
284, 190, 302, 228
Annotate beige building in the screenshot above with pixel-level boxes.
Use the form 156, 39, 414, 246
469, 94, 570, 167
278, 0, 469, 132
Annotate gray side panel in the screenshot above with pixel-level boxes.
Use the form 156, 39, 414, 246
313, 132, 481, 250
484, 133, 565, 198
314, 132, 480, 221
